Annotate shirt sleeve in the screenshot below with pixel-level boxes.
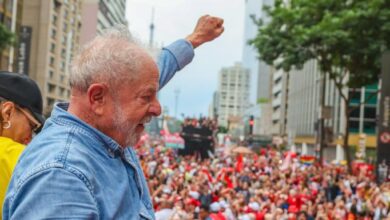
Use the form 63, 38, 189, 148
3, 167, 99, 219
158, 39, 194, 90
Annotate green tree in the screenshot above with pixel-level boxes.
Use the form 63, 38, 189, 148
0, 23, 15, 52
250, 0, 390, 171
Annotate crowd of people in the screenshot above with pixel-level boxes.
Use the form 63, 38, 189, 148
0, 11, 388, 219
136, 143, 390, 220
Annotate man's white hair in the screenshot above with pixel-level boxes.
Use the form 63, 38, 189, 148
70, 25, 147, 92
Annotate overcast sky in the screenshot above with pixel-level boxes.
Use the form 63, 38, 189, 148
126, 0, 245, 118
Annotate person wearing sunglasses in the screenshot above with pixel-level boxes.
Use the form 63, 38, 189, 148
0, 71, 44, 218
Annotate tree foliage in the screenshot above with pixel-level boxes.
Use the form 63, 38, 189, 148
0, 23, 14, 53
250, 0, 390, 89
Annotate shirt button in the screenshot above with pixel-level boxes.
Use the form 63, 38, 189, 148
108, 149, 115, 158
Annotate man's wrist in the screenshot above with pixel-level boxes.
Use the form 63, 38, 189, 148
185, 34, 201, 49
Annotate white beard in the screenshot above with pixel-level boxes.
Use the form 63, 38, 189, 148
113, 105, 139, 147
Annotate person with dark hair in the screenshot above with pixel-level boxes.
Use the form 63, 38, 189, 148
199, 204, 212, 220
0, 71, 44, 218
297, 211, 309, 220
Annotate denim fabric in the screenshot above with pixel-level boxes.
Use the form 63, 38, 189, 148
158, 39, 194, 89
3, 39, 194, 220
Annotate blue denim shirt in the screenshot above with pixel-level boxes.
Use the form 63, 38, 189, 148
3, 39, 194, 220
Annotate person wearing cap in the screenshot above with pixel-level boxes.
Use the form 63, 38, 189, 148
0, 71, 44, 218
4, 15, 223, 219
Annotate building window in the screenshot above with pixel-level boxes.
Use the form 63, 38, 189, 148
51, 29, 56, 39
60, 61, 65, 71
52, 15, 57, 26
348, 120, 359, 133
59, 87, 65, 96
6, 0, 12, 12
54, 0, 61, 12
48, 70, 54, 79
349, 108, 360, 119
364, 91, 377, 105
62, 35, 66, 45
60, 75, 65, 83
61, 48, 66, 58
50, 57, 55, 67
363, 121, 376, 134
48, 84, 56, 94
364, 107, 376, 119
47, 98, 55, 107
50, 43, 56, 53
349, 91, 361, 105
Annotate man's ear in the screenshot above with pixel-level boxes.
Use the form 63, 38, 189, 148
87, 83, 110, 116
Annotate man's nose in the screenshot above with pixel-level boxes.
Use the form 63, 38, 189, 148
149, 98, 161, 117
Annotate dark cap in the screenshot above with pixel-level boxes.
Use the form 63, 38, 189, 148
0, 71, 44, 126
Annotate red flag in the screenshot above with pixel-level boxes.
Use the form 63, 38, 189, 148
224, 174, 233, 189
235, 154, 244, 173
201, 168, 214, 182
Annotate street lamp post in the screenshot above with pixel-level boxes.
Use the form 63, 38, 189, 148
377, 51, 390, 183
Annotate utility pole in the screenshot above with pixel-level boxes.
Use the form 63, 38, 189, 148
318, 74, 327, 163
377, 51, 390, 183
174, 88, 180, 119
148, 7, 159, 135
149, 7, 155, 47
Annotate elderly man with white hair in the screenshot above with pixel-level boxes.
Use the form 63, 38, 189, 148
3, 15, 223, 219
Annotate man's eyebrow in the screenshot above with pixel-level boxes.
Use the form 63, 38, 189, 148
144, 86, 157, 93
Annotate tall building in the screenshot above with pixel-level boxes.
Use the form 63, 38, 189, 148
286, 60, 379, 158
271, 68, 288, 135
21, 0, 82, 116
0, 0, 23, 71
287, 60, 321, 141
80, 0, 127, 45
208, 91, 219, 120
217, 62, 250, 130
242, 0, 274, 102
242, 0, 274, 136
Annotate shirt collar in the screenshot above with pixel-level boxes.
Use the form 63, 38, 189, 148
50, 102, 124, 157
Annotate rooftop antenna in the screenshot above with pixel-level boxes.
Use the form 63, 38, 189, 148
149, 7, 155, 47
